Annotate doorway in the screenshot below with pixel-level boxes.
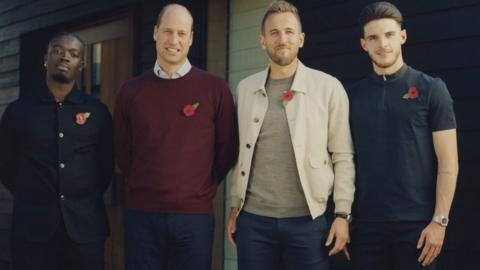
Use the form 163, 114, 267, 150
75, 16, 134, 270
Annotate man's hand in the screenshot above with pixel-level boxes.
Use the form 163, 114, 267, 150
325, 217, 351, 260
227, 207, 240, 247
417, 222, 446, 266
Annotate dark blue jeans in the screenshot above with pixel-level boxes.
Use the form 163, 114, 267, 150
351, 220, 436, 270
236, 211, 330, 270
124, 208, 214, 270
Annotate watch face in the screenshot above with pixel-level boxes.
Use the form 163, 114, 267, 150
441, 217, 449, 225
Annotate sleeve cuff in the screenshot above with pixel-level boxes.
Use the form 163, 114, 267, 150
230, 196, 242, 208
334, 199, 352, 214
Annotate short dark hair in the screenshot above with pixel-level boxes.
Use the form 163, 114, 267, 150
47, 32, 85, 52
261, 1, 302, 34
156, 3, 194, 31
358, 1, 403, 32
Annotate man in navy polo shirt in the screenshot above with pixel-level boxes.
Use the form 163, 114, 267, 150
348, 2, 458, 270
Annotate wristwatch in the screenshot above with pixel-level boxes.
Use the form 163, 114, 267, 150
335, 212, 352, 223
432, 216, 449, 227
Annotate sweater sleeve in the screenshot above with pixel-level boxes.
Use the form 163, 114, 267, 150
113, 84, 133, 178
213, 80, 239, 183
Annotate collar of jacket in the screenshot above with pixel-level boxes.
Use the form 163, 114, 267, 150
38, 82, 86, 104
252, 60, 309, 96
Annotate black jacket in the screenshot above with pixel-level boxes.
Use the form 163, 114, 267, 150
0, 85, 114, 243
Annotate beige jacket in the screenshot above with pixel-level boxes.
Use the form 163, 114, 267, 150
230, 61, 355, 219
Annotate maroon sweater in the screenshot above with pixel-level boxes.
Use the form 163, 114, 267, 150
114, 67, 238, 213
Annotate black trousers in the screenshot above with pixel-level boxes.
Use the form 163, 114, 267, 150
11, 220, 104, 270
351, 220, 436, 270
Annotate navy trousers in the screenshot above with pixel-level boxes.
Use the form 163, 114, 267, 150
236, 211, 330, 270
351, 221, 437, 270
11, 221, 104, 270
124, 208, 214, 270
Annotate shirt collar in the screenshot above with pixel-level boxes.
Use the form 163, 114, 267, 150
39, 83, 86, 104
253, 60, 309, 95
370, 64, 409, 83
153, 59, 192, 79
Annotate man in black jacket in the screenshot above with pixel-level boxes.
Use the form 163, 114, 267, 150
0, 32, 113, 270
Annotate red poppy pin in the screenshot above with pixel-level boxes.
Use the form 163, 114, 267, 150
282, 89, 294, 106
403, 86, 419, 100
183, 102, 199, 117
75, 112, 91, 125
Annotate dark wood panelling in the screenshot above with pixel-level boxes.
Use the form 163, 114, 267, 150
0, 39, 20, 58
297, 0, 479, 33
458, 131, 480, 162
0, 0, 35, 14
302, 4, 480, 61
300, 34, 480, 86
0, 214, 12, 230
0, 201, 13, 214
0, 87, 19, 104
430, 68, 480, 98
0, 0, 87, 28
302, 36, 480, 77
0, 71, 19, 89
454, 99, 480, 131
404, 37, 480, 72
0, 55, 19, 74
0, 0, 136, 41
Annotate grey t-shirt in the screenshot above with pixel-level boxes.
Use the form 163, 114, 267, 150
243, 75, 310, 218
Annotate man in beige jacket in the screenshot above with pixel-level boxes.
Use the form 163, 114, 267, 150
227, 1, 355, 270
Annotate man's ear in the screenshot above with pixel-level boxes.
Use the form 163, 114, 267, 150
153, 25, 159, 42
400, 29, 407, 45
297, 32, 305, 48
79, 49, 86, 72
360, 38, 367, 52
189, 31, 194, 47
79, 59, 85, 72
259, 34, 266, 50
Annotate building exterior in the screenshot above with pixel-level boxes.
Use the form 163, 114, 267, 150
1, 0, 479, 269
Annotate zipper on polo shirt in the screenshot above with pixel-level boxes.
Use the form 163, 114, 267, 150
380, 74, 387, 110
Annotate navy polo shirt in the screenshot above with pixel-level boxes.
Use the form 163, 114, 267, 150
347, 65, 456, 222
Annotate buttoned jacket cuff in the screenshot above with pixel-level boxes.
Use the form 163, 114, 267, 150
334, 199, 352, 214
230, 196, 242, 208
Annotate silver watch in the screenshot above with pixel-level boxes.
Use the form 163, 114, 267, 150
432, 216, 449, 227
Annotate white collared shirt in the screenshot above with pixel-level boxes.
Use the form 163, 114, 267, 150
153, 59, 192, 79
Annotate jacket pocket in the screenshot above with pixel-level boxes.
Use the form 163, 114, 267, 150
306, 155, 334, 203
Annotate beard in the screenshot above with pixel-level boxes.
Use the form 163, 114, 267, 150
51, 73, 71, 84
370, 48, 401, 69
267, 47, 298, 66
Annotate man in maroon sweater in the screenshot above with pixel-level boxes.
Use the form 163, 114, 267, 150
114, 4, 238, 270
